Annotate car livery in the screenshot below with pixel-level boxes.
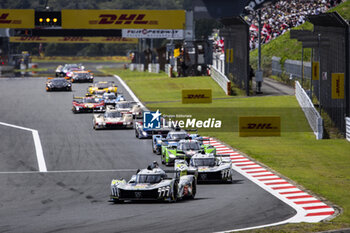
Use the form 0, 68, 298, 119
56, 63, 84, 77
94, 92, 125, 106
187, 153, 233, 183
152, 129, 199, 155
134, 121, 173, 139
161, 139, 216, 166
72, 96, 105, 113
110, 162, 196, 203
87, 81, 118, 95
70, 70, 94, 83
93, 108, 133, 129
46, 78, 72, 92
115, 101, 142, 119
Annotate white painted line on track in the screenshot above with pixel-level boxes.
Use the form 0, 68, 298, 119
0, 122, 47, 172
113, 75, 147, 110
0, 169, 138, 174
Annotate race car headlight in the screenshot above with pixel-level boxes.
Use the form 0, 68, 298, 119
98, 122, 106, 126
158, 186, 171, 197
142, 131, 148, 136
221, 169, 230, 178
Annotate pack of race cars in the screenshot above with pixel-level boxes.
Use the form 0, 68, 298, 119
48, 64, 234, 204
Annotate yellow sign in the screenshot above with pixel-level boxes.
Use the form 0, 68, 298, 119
9, 37, 138, 44
0, 9, 34, 28
331, 73, 344, 99
174, 48, 180, 58
225, 49, 233, 63
62, 10, 185, 29
230, 48, 233, 63
312, 62, 319, 80
239, 116, 281, 137
182, 89, 212, 104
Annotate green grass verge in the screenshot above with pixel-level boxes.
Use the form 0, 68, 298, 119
100, 68, 350, 232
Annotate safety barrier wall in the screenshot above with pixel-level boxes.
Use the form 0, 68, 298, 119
272, 56, 311, 79
295, 81, 323, 139
346, 117, 350, 142
211, 66, 231, 95
148, 63, 160, 73
129, 63, 144, 72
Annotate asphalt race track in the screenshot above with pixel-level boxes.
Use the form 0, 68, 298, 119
0, 70, 296, 233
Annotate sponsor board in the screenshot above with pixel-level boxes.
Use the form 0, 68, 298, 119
9, 36, 137, 44
182, 89, 212, 104
122, 29, 184, 39
312, 62, 319, 80
239, 116, 281, 137
0, 9, 34, 28
62, 10, 185, 29
331, 73, 344, 99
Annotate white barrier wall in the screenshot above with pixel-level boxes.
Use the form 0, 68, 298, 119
148, 63, 160, 73
211, 66, 231, 95
346, 117, 350, 142
295, 81, 323, 139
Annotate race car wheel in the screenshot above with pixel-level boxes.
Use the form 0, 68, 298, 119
113, 199, 124, 204
135, 130, 139, 138
170, 181, 178, 202
161, 155, 165, 164
189, 180, 196, 199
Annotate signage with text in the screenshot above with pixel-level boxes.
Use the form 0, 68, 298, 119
239, 116, 281, 137
182, 89, 212, 104
62, 10, 185, 29
0, 9, 34, 28
9, 36, 137, 44
331, 73, 344, 99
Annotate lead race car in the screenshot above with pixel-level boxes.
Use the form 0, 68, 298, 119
93, 107, 133, 130
110, 162, 196, 203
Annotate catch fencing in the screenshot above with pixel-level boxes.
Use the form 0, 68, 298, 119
272, 56, 312, 79
295, 81, 323, 139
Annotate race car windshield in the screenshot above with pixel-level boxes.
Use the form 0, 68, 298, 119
104, 111, 122, 118
96, 83, 110, 88
52, 79, 67, 84
180, 142, 201, 150
103, 93, 116, 99
191, 158, 216, 167
76, 73, 90, 78
136, 174, 162, 184
82, 98, 99, 103
117, 103, 131, 108
168, 132, 187, 140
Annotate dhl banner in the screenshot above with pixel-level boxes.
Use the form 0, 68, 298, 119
239, 116, 281, 137
0, 9, 34, 28
62, 10, 185, 29
331, 73, 345, 99
9, 36, 138, 44
182, 89, 212, 104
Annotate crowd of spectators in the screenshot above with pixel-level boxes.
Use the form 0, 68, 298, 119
246, 0, 345, 50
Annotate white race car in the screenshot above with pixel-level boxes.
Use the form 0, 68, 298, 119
93, 108, 133, 129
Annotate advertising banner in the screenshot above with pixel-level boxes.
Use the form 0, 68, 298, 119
239, 116, 281, 137
182, 89, 212, 104
122, 29, 184, 39
0, 9, 34, 28
62, 10, 185, 29
10, 36, 137, 44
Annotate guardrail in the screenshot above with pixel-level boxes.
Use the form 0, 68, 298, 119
211, 66, 231, 95
272, 56, 311, 79
295, 81, 323, 139
346, 117, 350, 142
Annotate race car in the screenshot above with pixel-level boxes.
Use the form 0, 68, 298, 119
94, 92, 125, 106
187, 152, 233, 183
72, 96, 105, 113
134, 121, 173, 139
87, 81, 118, 95
46, 78, 72, 91
110, 161, 196, 203
152, 128, 198, 155
56, 63, 84, 77
93, 107, 133, 130
161, 139, 216, 166
115, 101, 143, 119
69, 70, 94, 83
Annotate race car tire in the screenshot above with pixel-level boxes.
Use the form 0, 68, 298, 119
135, 130, 138, 138
161, 154, 165, 164
152, 142, 156, 153
113, 199, 124, 204
189, 180, 196, 199
169, 181, 178, 203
